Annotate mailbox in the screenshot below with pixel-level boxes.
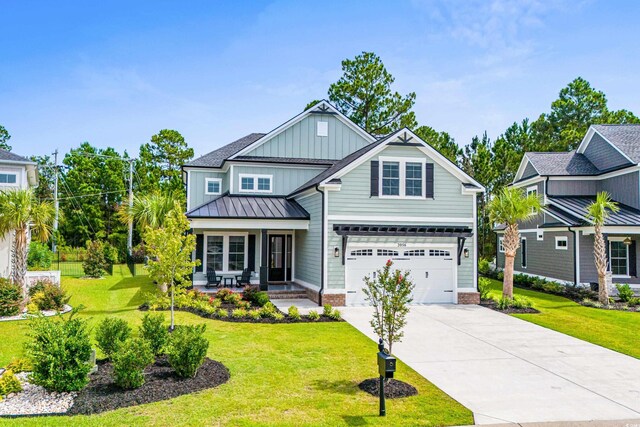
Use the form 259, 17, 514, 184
377, 351, 396, 379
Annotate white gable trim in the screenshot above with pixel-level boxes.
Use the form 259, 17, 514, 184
320, 128, 485, 190
514, 154, 541, 182
229, 100, 375, 159
576, 126, 635, 164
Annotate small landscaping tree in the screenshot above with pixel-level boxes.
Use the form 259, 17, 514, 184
144, 205, 198, 329
587, 192, 619, 305
488, 186, 540, 299
83, 240, 109, 278
362, 260, 415, 355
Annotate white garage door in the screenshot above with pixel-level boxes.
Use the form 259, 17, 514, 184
345, 246, 455, 305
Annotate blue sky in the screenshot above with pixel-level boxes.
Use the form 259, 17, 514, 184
2, 0, 639, 159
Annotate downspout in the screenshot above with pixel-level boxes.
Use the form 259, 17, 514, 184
569, 227, 578, 286
316, 184, 325, 305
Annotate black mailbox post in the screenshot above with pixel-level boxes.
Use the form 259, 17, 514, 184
376, 339, 396, 416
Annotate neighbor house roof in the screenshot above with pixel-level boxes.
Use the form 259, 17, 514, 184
525, 151, 600, 177
548, 196, 640, 226
186, 193, 309, 220
0, 148, 34, 164
185, 133, 266, 167
591, 124, 640, 163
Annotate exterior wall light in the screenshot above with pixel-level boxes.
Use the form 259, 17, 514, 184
334, 247, 340, 257
624, 237, 632, 246
463, 248, 470, 258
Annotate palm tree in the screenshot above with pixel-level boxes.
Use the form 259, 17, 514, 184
118, 192, 177, 230
0, 189, 53, 299
587, 192, 619, 305
488, 186, 541, 298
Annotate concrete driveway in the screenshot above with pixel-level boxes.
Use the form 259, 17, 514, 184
341, 305, 640, 425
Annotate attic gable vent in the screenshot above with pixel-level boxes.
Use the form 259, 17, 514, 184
317, 121, 328, 137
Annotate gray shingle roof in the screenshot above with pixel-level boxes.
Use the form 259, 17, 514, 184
525, 151, 600, 176
186, 193, 309, 219
548, 196, 640, 226
592, 124, 640, 163
0, 148, 33, 163
185, 133, 265, 167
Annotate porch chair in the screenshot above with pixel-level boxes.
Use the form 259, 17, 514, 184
235, 268, 252, 288
205, 271, 223, 289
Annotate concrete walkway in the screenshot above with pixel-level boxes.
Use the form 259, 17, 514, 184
341, 305, 640, 425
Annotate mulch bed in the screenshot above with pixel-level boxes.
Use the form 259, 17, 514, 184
358, 378, 418, 399
67, 356, 230, 415
480, 299, 540, 314
139, 305, 343, 323
578, 300, 640, 312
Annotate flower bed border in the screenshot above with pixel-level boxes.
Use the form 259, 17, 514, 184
0, 304, 72, 323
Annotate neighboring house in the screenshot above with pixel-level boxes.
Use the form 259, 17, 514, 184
183, 101, 484, 306
496, 124, 640, 290
0, 148, 38, 278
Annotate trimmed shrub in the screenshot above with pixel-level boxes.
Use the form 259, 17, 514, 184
26, 313, 93, 392
5, 357, 33, 373
248, 309, 261, 320
112, 338, 154, 389
27, 241, 53, 270
542, 281, 564, 294
287, 305, 301, 320
95, 317, 132, 360
0, 278, 22, 317
328, 308, 342, 320
478, 258, 491, 275
29, 281, 69, 311
495, 295, 533, 310
478, 277, 492, 300
242, 285, 259, 302
232, 308, 248, 318
273, 312, 284, 321
512, 295, 533, 309
215, 288, 233, 302
139, 313, 169, 356
82, 240, 109, 278
226, 293, 242, 305
253, 291, 270, 307
0, 370, 22, 396
167, 324, 209, 378
322, 304, 333, 316
307, 310, 320, 321
236, 300, 251, 310
628, 297, 640, 307
616, 284, 634, 302
259, 302, 277, 319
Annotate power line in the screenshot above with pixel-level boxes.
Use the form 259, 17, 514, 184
58, 173, 97, 236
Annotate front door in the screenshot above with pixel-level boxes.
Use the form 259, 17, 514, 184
268, 234, 292, 282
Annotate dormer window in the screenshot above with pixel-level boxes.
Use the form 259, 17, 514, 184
205, 178, 222, 195
239, 174, 272, 193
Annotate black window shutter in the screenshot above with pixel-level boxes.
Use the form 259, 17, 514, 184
370, 160, 379, 197
425, 163, 434, 198
630, 240, 637, 277
248, 234, 256, 272
195, 234, 204, 272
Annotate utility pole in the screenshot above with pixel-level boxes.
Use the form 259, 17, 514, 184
52, 149, 59, 253
127, 159, 134, 256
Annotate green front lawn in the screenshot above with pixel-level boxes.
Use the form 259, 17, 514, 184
487, 279, 640, 359
0, 266, 472, 426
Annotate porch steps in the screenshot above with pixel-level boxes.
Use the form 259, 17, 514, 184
267, 290, 309, 300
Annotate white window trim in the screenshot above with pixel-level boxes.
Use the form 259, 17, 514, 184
0, 172, 19, 187
205, 178, 222, 195
203, 232, 249, 274
379, 156, 426, 199
238, 174, 273, 194
526, 185, 538, 214
555, 236, 568, 250
499, 237, 505, 253
608, 237, 630, 278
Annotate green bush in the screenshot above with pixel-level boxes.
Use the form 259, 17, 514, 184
478, 259, 491, 275
0, 278, 22, 317
214, 288, 233, 302
216, 308, 229, 318
259, 302, 277, 319
27, 241, 53, 270
615, 284, 635, 302
242, 285, 259, 302
542, 281, 564, 294
254, 291, 270, 307
287, 305, 301, 320
328, 308, 342, 320
494, 295, 533, 310
307, 310, 320, 321
139, 313, 169, 356
478, 277, 492, 300
248, 309, 261, 320
226, 293, 242, 305
112, 338, 154, 389
5, 357, 33, 373
496, 271, 504, 281
273, 312, 284, 321
29, 281, 69, 311
512, 295, 533, 309
0, 370, 22, 396
322, 304, 333, 316
628, 297, 640, 307
26, 312, 92, 392
232, 308, 248, 318
167, 324, 209, 378
95, 317, 131, 360
82, 240, 109, 278
102, 242, 120, 265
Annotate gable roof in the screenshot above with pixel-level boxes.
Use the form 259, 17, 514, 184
185, 133, 265, 167
589, 124, 640, 163
0, 148, 34, 164
524, 151, 600, 177
228, 100, 376, 160
289, 128, 485, 197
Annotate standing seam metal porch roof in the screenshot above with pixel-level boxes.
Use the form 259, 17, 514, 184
186, 193, 309, 220
548, 196, 640, 226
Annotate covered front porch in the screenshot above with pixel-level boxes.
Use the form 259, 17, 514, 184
187, 193, 311, 291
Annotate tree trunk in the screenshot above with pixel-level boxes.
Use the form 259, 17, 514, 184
503, 254, 515, 299
593, 224, 609, 304
159, 282, 168, 293
11, 226, 29, 304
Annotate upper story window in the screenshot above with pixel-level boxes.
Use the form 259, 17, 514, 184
205, 178, 222, 195
239, 174, 272, 193
499, 237, 505, 253
526, 185, 538, 214
0, 173, 18, 185
380, 157, 426, 198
